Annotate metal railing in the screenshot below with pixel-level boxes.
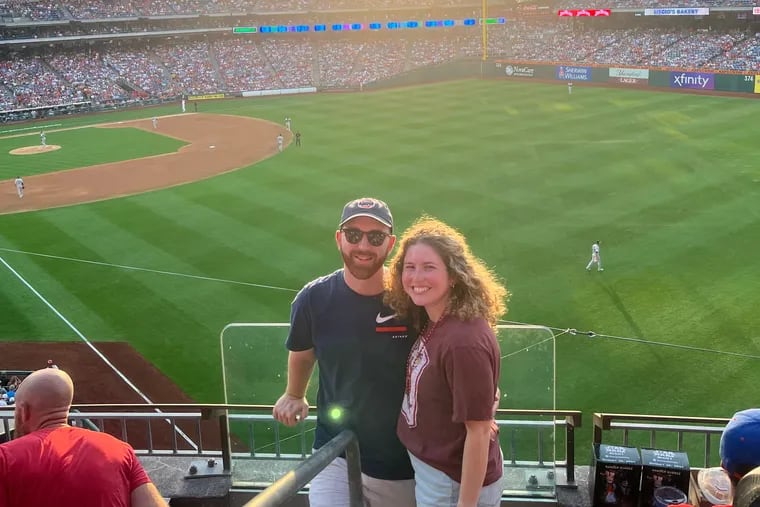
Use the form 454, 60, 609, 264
0, 404, 583, 486
593, 413, 730, 467
497, 409, 581, 484
0, 403, 233, 469
245, 430, 363, 507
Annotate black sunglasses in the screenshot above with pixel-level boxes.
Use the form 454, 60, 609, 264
341, 228, 390, 247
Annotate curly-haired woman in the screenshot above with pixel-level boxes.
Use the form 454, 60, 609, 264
385, 216, 509, 507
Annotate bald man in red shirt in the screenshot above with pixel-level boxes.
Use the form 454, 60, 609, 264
0, 368, 166, 507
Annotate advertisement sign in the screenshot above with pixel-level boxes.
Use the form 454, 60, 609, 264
755, 75, 760, 94
670, 71, 714, 90
557, 65, 592, 81
611, 77, 648, 85
188, 93, 225, 101
753, 7, 760, 14
504, 64, 536, 78
558, 8, 610, 16
644, 7, 709, 15
609, 68, 649, 79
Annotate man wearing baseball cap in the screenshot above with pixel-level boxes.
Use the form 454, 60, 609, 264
696, 409, 760, 507
721, 409, 760, 482
273, 198, 415, 507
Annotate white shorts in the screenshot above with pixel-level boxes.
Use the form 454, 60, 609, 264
409, 451, 504, 507
308, 453, 415, 507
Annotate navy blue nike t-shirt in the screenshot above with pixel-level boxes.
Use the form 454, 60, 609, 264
287, 269, 414, 480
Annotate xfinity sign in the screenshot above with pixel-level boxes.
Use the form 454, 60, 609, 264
670, 72, 714, 90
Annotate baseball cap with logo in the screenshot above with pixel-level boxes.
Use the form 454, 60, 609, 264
721, 409, 760, 480
339, 198, 393, 231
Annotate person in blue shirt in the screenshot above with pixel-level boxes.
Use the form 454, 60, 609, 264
273, 197, 415, 507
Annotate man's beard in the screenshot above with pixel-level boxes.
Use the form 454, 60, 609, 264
341, 248, 386, 280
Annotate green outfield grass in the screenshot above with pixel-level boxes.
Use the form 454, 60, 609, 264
0, 80, 758, 461
0, 127, 187, 178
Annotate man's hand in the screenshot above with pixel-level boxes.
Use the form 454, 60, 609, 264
273, 393, 309, 427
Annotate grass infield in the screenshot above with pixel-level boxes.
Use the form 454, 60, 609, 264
0, 127, 187, 179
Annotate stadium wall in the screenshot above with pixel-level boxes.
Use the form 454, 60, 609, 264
491, 60, 759, 96
364, 58, 759, 97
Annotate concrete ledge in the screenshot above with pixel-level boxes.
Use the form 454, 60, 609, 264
140, 456, 231, 506
142, 456, 594, 507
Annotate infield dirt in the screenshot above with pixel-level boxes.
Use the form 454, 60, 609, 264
0, 113, 289, 215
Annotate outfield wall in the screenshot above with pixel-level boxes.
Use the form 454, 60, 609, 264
491, 60, 759, 96
364, 58, 759, 97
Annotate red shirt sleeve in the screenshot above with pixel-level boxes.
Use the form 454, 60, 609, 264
445, 341, 498, 423
127, 447, 152, 492
0, 447, 8, 507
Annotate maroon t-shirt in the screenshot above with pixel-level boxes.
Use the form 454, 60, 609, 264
397, 316, 502, 485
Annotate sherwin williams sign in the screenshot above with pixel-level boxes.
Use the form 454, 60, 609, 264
670, 72, 714, 90
557, 66, 591, 81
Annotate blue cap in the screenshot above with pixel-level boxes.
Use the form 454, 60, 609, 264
721, 409, 760, 479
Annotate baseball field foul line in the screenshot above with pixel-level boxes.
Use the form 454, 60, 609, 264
0, 246, 299, 292
0, 254, 200, 450
0, 123, 62, 135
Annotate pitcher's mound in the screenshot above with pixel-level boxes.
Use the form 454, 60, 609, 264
10, 145, 61, 155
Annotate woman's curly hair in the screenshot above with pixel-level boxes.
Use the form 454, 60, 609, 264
384, 216, 509, 331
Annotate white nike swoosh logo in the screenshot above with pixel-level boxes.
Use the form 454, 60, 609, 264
376, 313, 397, 324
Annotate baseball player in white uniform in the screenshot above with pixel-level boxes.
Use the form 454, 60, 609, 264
568, 82, 573, 95
285, 117, 291, 132
277, 133, 284, 152
152, 117, 158, 129
14, 176, 24, 198
40, 131, 46, 146
586, 240, 603, 271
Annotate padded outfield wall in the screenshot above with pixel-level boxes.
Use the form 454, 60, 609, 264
364, 58, 760, 97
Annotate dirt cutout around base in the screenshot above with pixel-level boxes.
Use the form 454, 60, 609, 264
10, 145, 62, 155
0, 341, 225, 451
0, 113, 290, 215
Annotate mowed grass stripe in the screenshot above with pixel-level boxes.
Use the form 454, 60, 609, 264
0, 255, 78, 340
8, 207, 229, 334
11, 206, 281, 400
0, 127, 187, 179
113, 193, 309, 291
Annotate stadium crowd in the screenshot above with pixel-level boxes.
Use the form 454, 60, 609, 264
0, 0, 757, 20
0, 0, 487, 20
0, 22, 758, 111
0, 376, 20, 406
563, 0, 754, 7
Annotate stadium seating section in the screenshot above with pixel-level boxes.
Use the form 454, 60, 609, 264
0, 1, 757, 111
